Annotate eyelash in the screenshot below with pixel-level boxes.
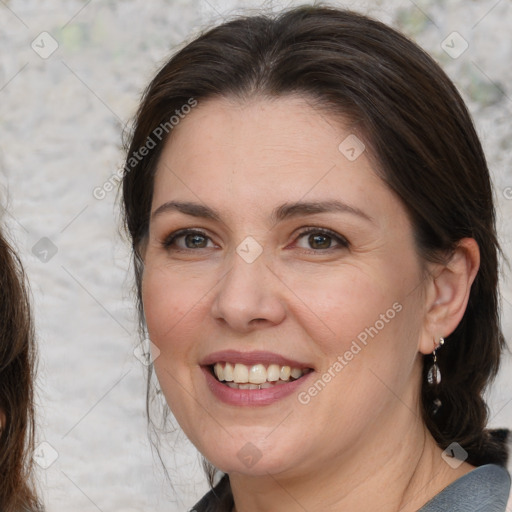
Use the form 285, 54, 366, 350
162, 227, 349, 252
162, 229, 213, 250
293, 227, 349, 251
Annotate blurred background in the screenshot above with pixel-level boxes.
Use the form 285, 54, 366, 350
0, 0, 511, 510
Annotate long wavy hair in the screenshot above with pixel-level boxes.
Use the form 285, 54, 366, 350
121, 4, 509, 485
0, 228, 41, 511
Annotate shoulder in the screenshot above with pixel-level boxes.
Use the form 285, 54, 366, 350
191, 466, 511, 512
419, 464, 511, 512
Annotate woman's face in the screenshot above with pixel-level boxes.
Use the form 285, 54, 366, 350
142, 96, 430, 476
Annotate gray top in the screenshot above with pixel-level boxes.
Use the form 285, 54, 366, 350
192, 464, 511, 511
418, 464, 510, 511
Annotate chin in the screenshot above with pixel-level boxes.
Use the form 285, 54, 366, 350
190, 429, 307, 477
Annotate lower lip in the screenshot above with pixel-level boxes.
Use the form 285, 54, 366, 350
202, 367, 313, 406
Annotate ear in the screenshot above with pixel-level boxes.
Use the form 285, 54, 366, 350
418, 238, 480, 355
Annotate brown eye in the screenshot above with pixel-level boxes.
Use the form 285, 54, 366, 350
295, 228, 349, 251
308, 233, 332, 249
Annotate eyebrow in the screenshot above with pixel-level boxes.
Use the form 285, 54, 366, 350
152, 201, 221, 221
272, 200, 373, 224
152, 200, 373, 224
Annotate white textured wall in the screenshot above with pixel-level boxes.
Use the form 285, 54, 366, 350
0, 1, 511, 510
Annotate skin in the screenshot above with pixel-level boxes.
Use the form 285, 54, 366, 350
141, 96, 480, 512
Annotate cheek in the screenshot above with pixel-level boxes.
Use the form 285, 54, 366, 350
141, 263, 210, 429
141, 262, 212, 345
289, 272, 422, 438
282, 266, 393, 342
282, 261, 422, 382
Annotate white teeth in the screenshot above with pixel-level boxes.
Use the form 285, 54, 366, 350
249, 364, 267, 384
224, 362, 234, 382
214, 364, 224, 381
290, 367, 302, 379
212, 362, 308, 387
280, 366, 291, 380
267, 364, 280, 381
233, 363, 249, 383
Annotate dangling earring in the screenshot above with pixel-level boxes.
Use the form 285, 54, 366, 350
427, 336, 444, 385
428, 336, 444, 414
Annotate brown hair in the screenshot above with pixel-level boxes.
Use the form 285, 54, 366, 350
121, 5, 508, 476
0, 228, 41, 511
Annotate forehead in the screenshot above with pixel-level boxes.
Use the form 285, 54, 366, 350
152, 95, 395, 221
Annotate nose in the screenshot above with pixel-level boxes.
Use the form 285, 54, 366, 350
210, 251, 286, 333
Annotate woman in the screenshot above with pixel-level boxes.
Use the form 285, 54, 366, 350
0, 227, 42, 511
122, 6, 510, 511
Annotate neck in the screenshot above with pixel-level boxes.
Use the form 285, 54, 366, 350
229, 401, 473, 512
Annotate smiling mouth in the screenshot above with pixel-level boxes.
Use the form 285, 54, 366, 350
210, 362, 313, 390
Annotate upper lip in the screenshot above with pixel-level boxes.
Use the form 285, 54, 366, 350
200, 350, 314, 369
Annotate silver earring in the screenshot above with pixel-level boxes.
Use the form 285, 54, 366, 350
427, 336, 444, 386
428, 336, 444, 415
